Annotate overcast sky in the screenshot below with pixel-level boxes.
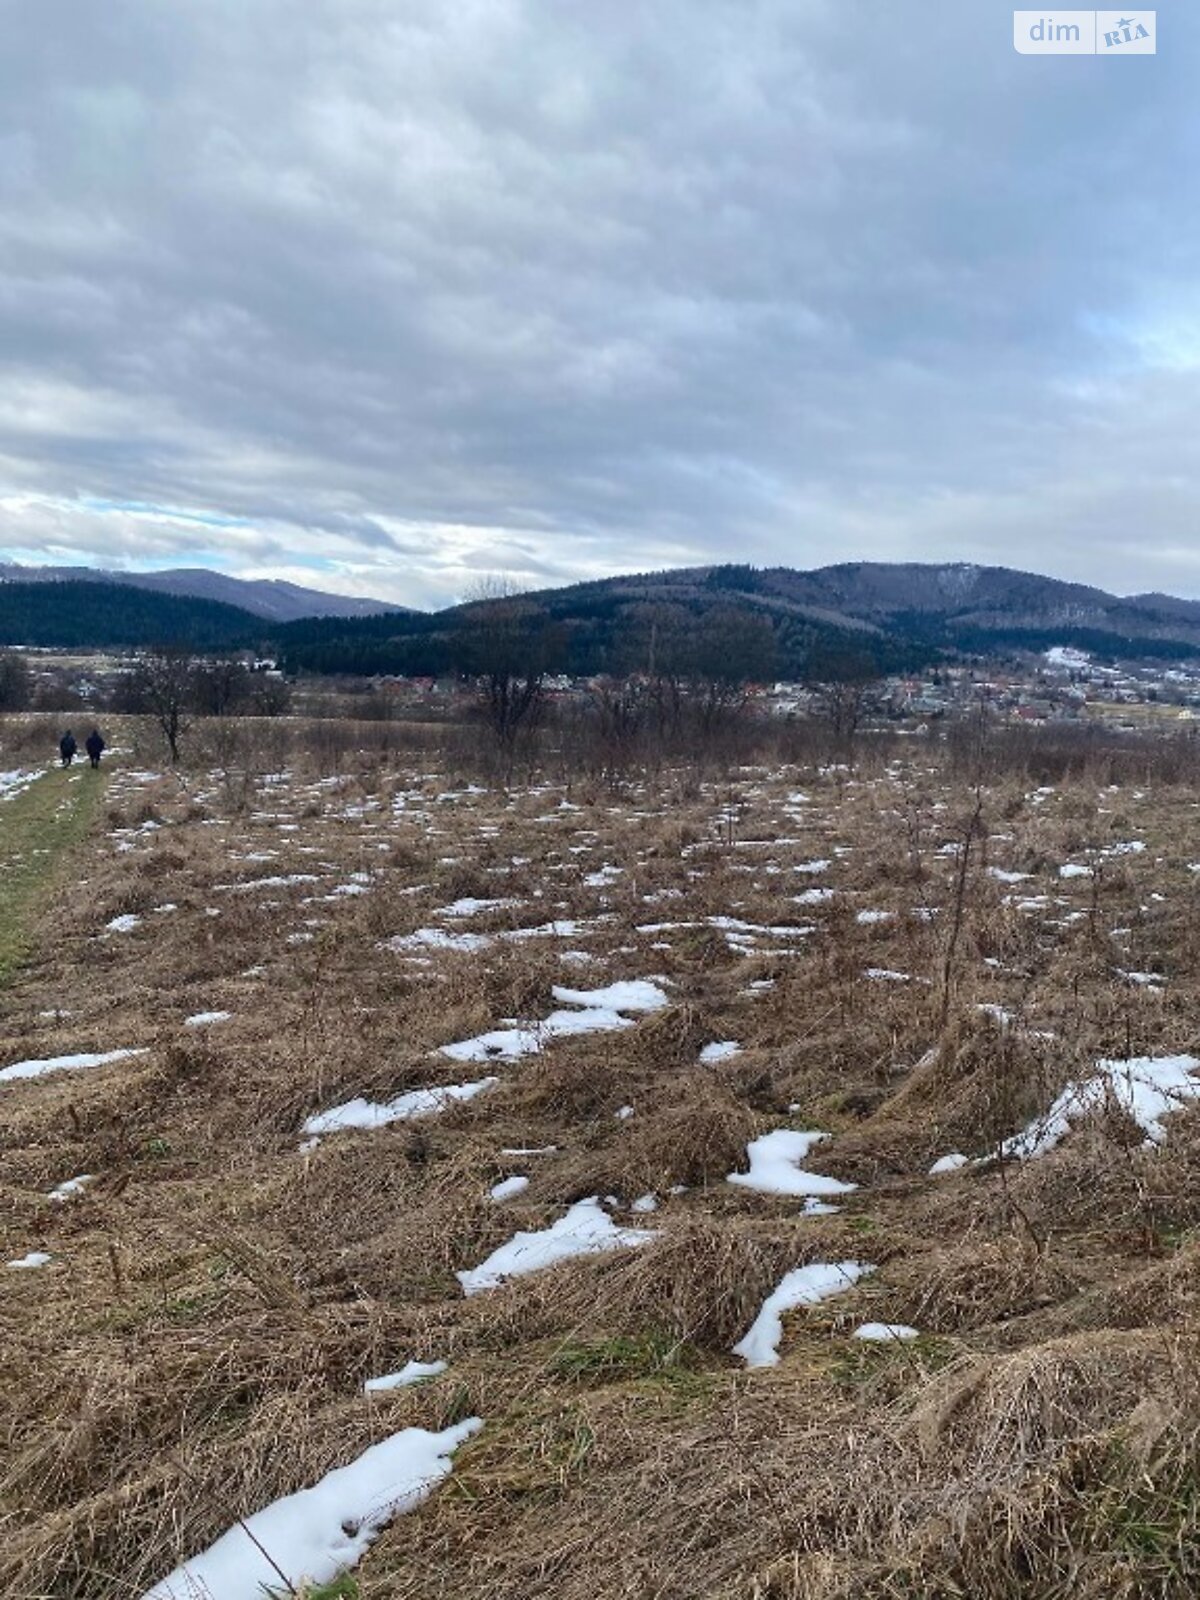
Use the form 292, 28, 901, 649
0, 3, 1193, 608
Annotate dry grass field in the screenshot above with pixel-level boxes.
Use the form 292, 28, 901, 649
5, 718, 1200, 1598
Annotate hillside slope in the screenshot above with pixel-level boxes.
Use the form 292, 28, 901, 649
277, 561, 1200, 679
0, 580, 265, 651
0, 563, 408, 622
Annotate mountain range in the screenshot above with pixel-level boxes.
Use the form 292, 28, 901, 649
514, 562, 1200, 646
0, 563, 406, 622
5, 560, 1200, 674
273, 561, 1200, 679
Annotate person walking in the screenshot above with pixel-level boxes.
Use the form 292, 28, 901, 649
85, 729, 106, 769
59, 730, 77, 767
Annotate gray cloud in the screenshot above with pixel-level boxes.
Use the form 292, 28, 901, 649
0, 2, 1194, 605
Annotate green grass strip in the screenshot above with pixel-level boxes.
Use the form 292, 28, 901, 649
0, 766, 107, 983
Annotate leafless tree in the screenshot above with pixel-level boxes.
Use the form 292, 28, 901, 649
458, 576, 565, 776
129, 648, 196, 763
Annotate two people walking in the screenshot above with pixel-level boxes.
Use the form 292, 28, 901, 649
59, 729, 106, 769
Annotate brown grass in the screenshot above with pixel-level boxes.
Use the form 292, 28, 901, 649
5, 725, 1200, 1596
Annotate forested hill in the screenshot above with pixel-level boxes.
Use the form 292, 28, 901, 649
6, 561, 1200, 676
272, 559, 1200, 679
273, 579, 935, 681
0, 580, 265, 651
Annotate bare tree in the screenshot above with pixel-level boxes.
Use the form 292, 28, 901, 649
588, 674, 649, 783
190, 657, 251, 717
248, 672, 292, 717
129, 648, 196, 763
458, 576, 565, 776
804, 647, 880, 751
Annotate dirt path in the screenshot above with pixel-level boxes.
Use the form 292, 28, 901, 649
0, 764, 107, 982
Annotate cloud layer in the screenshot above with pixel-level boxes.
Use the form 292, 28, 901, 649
0, 2, 1193, 606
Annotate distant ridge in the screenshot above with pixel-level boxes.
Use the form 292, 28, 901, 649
5, 559, 1200, 672
0, 579, 263, 651
0, 563, 410, 623
275, 560, 1200, 679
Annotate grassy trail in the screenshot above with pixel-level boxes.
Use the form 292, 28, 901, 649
0, 764, 107, 983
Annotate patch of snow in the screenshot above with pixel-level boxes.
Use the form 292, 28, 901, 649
435, 897, 519, 918
728, 1129, 856, 1202
303, 1077, 496, 1137
977, 1003, 1013, 1027
364, 1360, 447, 1393
185, 1011, 231, 1028
503, 918, 587, 941
929, 1152, 970, 1175
8, 1251, 51, 1269
220, 873, 320, 892
550, 980, 669, 1013
47, 1174, 94, 1201
140, 1419, 481, 1600
489, 1175, 530, 1202
442, 981, 667, 1065
0, 768, 41, 803
699, 1040, 742, 1064
583, 866, 623, 887
457, 1198, 656, 1295
389, 928, 492, 953
0, 1047, 147, 1085
998, 1055, 1200, 1160
852, 1323, 919, 1343
733, 1261, 875, 1368
105, 914, 142, 934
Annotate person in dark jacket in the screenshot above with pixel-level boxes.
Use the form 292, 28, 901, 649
85, 729, 106, 769
59, 731, 77, 767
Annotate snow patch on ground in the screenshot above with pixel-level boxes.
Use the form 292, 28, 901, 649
303, 1077, 496, 1137
929, 1152, 970, 1175
998, 1055, 1200, 1160
364, 1360, 447, 1393
734, 1262, 875, 1368
550, 980, 669, 1013
728, 1129, 856, 1204
48, 1174, 94, 1201
0, 768, 41, 804
141, 1419, 481, 1600
699, 1040, 741, 1063
489, 1175, 530, 1202
457, 1198, 657, 1295
0, 1047, 147, 1084
442, 980, 668, 1064
853, 1322, 919, 1343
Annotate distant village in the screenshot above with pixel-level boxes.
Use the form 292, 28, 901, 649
16, 643, 1200, 732
355, 646, 1200, 732
760, 647, 1200, 732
